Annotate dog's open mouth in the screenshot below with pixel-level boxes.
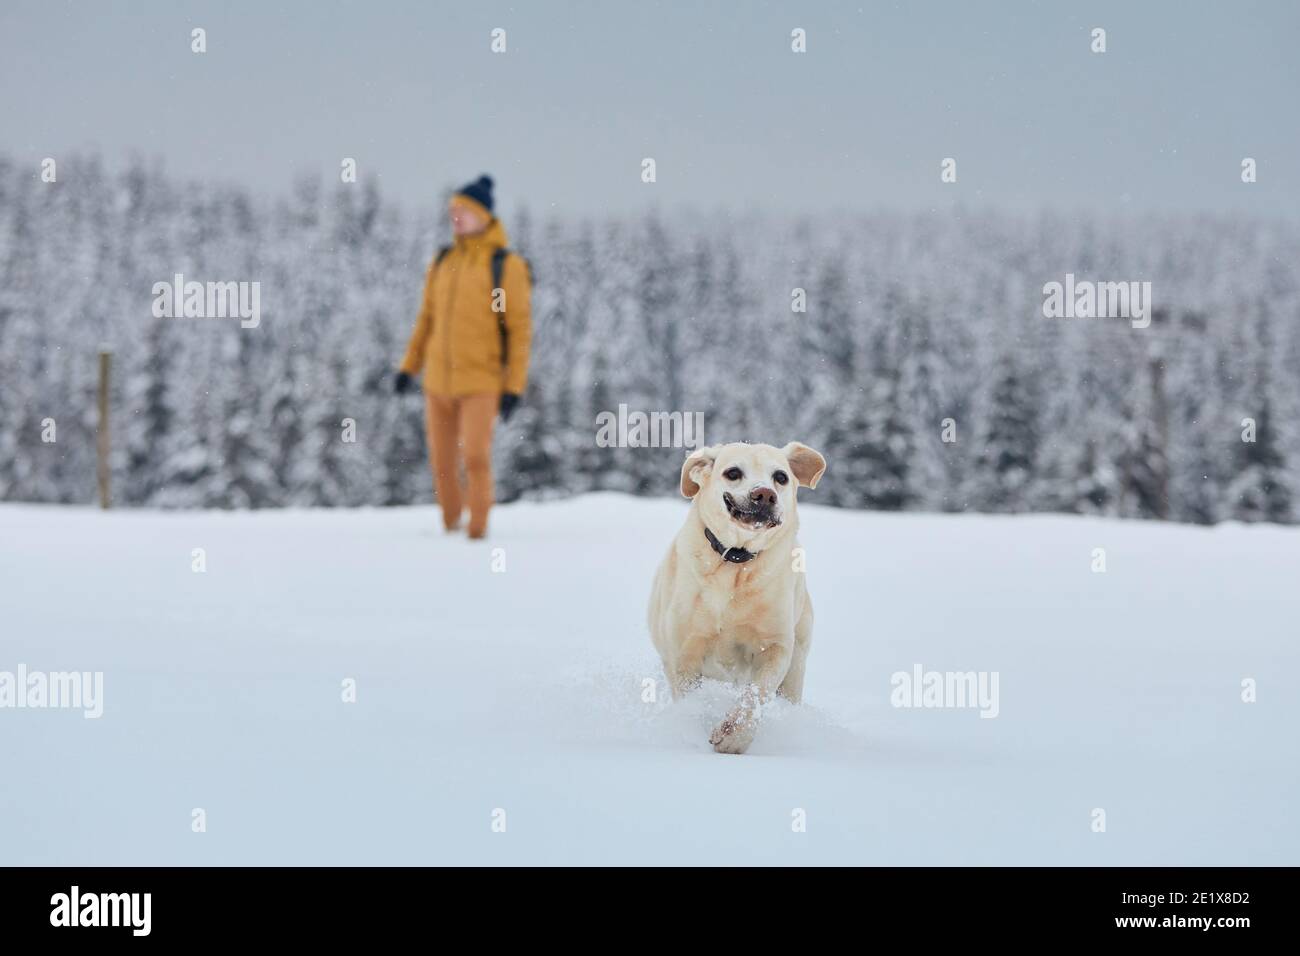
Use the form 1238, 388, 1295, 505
723, 493, 780, 530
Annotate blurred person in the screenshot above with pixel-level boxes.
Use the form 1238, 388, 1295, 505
395, 175, 532, 539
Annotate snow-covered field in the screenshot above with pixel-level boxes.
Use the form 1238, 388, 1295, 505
1, 494, 1296, 865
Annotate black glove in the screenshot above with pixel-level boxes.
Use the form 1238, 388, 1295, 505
394, 372, 413, 395
499, 393, 520, 423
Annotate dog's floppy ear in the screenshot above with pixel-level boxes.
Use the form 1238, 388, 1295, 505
680, 445, 719, 498
782, 442, 826, 490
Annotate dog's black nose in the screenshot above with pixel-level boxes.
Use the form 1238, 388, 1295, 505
749, 487, 777, 509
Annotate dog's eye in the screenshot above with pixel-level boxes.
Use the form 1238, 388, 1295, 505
723, 467, 743, 481
773, 470, 789, 486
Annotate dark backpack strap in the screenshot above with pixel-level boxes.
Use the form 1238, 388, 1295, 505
491, 247, 508, 293
490, 249, 532, 291
491, 247, 510, 370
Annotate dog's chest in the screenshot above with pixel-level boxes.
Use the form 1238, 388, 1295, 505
691, 571, 783, 680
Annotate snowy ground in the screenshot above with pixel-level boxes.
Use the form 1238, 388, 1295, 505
1, 494, 1297, 865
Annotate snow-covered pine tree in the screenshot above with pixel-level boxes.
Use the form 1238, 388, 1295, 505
497, 378, 562, 502
1117, 358, 1171, 520
972, 355, 1039, 513
206, 333, 279, 509
123, 315, 175, 505
821, 329, 913, 511
1226, 398, 1292, 523
897, 304, 950, 511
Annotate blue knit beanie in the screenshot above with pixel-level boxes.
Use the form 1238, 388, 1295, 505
455, 175, 495, 214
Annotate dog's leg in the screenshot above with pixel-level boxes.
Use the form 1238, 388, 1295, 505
668, 668, 702, 700
710, 642, 792, 754
778, 604, 813, 703
777, 652, 805, 703
668, 634, 710, 699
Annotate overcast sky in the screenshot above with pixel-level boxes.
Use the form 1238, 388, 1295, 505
2, 0, 1297, 219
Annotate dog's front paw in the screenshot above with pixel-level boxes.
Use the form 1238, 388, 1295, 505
670, 673, 703, 700
709, 708, 757, 755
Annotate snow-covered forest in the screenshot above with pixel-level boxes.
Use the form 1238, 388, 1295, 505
1, 153, 1296, 524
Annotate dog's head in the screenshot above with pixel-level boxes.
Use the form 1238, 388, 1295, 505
680, 441, 826, 544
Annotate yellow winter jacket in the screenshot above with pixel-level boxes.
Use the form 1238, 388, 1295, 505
399, 217, 532, 396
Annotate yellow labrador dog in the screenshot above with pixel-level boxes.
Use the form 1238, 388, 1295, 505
648, 442, 826, 754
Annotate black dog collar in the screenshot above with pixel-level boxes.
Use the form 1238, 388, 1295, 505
704, 526, 758, 564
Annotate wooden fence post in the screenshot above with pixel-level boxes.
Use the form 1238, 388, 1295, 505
97, 350, 112, 509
